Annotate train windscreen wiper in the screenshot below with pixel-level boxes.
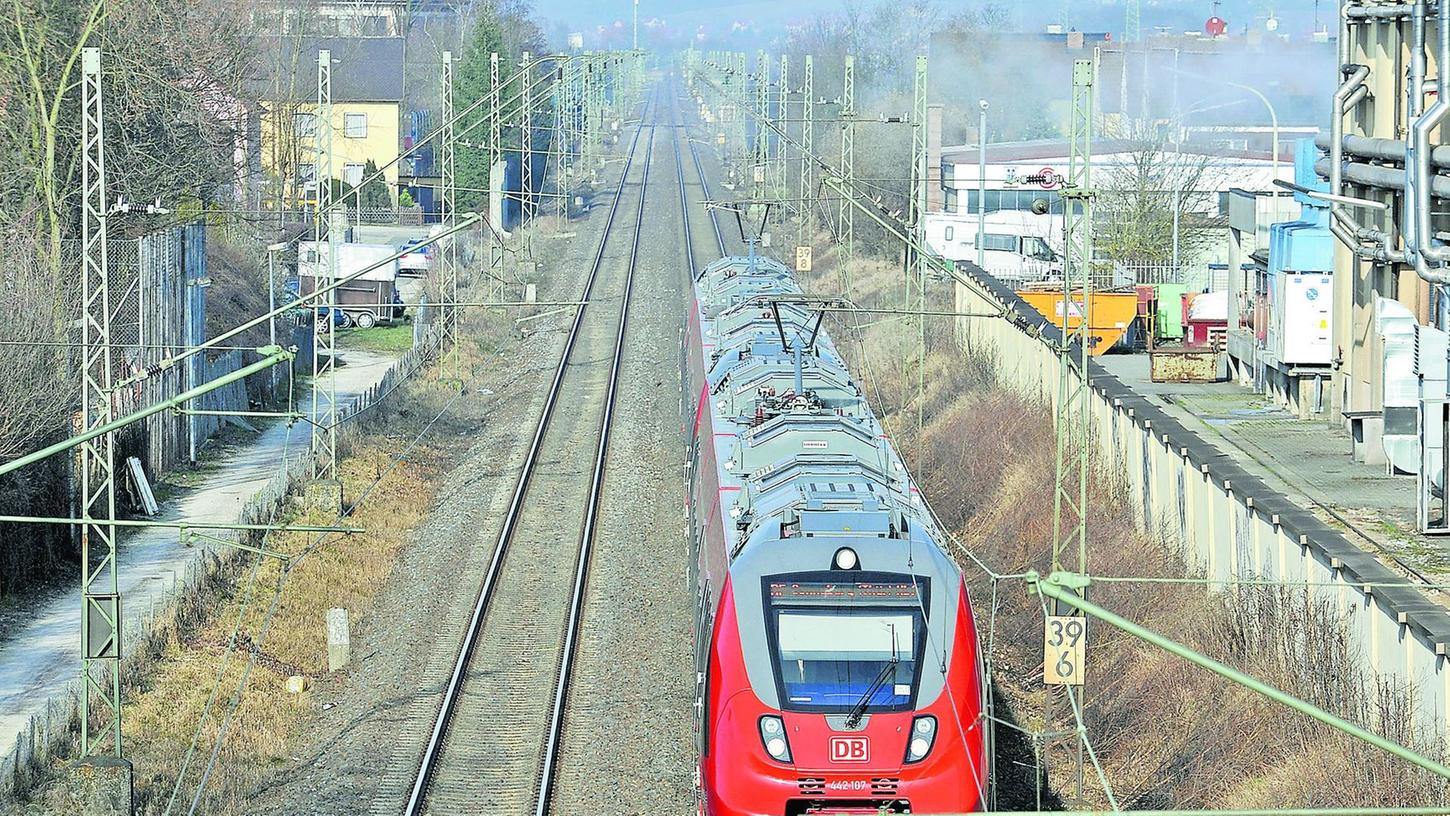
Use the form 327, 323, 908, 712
843, 653, 899, 729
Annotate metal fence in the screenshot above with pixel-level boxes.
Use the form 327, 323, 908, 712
59, 226, 256, 480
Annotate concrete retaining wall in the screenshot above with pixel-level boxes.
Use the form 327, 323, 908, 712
951, 262, 1450, 739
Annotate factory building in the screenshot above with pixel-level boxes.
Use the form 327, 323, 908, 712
1325, 3, 1450, 487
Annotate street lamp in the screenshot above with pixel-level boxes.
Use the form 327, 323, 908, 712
1168, 67, 1282, 221
978, 99, 989, 269
266, 241, 288, 393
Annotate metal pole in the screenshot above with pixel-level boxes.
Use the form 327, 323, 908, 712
489, 51, 504, 298
1049, 57, 1098, 805
911, 55, 928, 437
977, 99, 988, 268
522, 51, 534, 232
78, 45, 121, 759
839, 54, 855, 292
777, 54, 788, 226
1033, 571, 1450, 782
311, 49, 337, 481
441, 50, 459, 382
266, 243, 284, 395
632, 0, 639, 50
799, 54, 814, 248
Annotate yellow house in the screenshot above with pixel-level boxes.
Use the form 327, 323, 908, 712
249, 36, 405, 209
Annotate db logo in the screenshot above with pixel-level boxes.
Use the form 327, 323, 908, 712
829, 735, 871, 762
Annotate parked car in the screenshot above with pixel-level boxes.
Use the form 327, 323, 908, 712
283, 278, 352, 328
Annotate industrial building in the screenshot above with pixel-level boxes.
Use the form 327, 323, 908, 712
1322, 3, 1450, 528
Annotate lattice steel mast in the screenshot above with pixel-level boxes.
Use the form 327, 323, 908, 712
440, 50, 459, 382
79, 45, 122, 759
311, 49, 338, 481
798, 54, 815, 247
1048, 56, 1098, 804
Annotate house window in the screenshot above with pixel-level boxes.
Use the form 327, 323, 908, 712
343, 163, 365, 187
344, 112, 368, 139
293, 112, 317, 137
944, 225, 955, 241
296, 163, 317, 185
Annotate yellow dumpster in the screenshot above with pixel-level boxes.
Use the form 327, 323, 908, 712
1015, 288, 1140, 356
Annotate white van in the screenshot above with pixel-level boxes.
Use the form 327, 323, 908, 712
924, 212, 1064, 285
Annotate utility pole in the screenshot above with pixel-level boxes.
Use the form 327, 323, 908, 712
554, 57, 569, 220
978, 100, 989, 268
311, 49, 338, 485
440, 50, 459, 382
798, 54, 814, 248
839, 54, 856, 292
1048, 56, 1097, 806
78, 45, 123, 762
489, 51, 504, 300
521, 51, 535, 264
755, 51, 769, 207
909, 54, 928, 436
783, 54, 794, 224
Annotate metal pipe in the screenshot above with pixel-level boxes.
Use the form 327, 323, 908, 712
1411, 0, 1450, 278
1347, 4, 1420, 19
1406, 3, 1430, 262
1316, 156, 1450, 197
1329, 5, 1371, 254
0, 346, 293, 479
1032, 570, 1450, 782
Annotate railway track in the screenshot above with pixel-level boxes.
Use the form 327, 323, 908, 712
404, 93, 658, 816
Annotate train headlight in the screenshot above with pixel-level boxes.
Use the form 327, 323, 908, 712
758, 715, 792, 762
904, 715, 936, 763
833, 547, 858, 570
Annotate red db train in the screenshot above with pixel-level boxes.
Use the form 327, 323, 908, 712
684, 254, 989, 815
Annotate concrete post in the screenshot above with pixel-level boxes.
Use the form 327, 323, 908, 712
66, 756, 133, 815
326, 607, 350, 672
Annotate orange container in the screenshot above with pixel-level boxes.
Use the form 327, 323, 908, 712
1015, 289, 1141, 356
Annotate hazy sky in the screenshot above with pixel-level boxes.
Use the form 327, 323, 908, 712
532, 0, 1327, 48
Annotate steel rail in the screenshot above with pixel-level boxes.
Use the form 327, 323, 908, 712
534, 110, 659, 816
403, 102, 653, 816
683, 106, 729, 257
671, 87, 701, 281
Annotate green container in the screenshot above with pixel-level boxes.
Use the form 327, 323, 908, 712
1154, 283, 1188, 340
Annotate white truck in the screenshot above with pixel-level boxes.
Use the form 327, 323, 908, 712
923, 211, 1064, 285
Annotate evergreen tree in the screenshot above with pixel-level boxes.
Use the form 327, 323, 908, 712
359, 159, 392, 208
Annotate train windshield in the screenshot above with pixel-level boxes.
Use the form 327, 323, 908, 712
763, 573, 929, 714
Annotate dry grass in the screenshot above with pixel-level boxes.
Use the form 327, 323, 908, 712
113, 436, 444, 814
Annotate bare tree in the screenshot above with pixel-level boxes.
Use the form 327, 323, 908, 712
1095, 124, 1223, 271
0, 214, 78, 459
